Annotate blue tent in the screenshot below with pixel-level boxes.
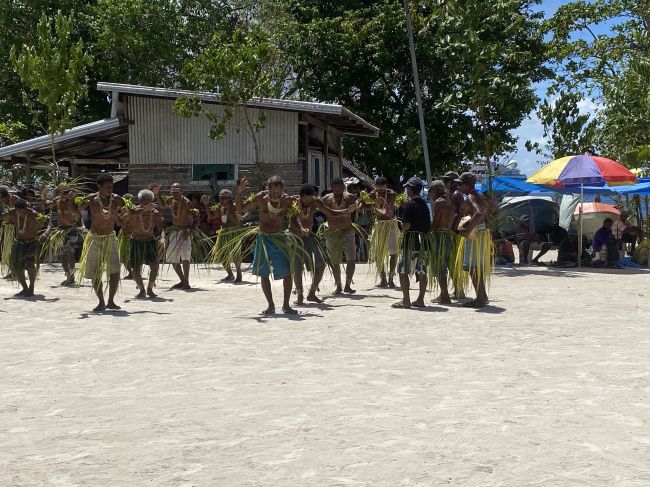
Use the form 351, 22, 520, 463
478, 177, 552, 194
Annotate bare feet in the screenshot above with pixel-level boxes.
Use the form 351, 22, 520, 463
334, 286, 343, 295
262, 306, 275, 315
387, 280, 396, 288
453, 291, 466, 300
180, 282, 191, 290
283, 306, 298, 315
106, 301, 122, 310
294, 293, 304, 305
462, 299, 487, 308
222, 274, 235, 282
344, 285, 356, 294
147, 288, 157, 298
432, 295, 452, 305
135, 289, 146, 299
93, 303, 106, 312
171, 282, 184, 289
378, 280, 388, 288
391, 301, 410, 309
235, 273, 243, 283
411, 300, 425, 308
306, 293, 323, 303
24, 290, 34, 297
14, 289, 27, 297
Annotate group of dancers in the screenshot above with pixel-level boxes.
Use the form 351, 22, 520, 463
0, 170, 493, 313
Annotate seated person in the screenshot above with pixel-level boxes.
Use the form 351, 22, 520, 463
612, 211, 643, 253
493, 231, 515, 265
555, 230, 579, 267
532, 220, 568, 264
515, 215, 537, 265
592, 218, 614, 259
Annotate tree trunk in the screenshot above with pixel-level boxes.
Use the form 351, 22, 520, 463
50, 134, 62, 184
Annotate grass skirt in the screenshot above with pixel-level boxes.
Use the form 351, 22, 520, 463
118, 231, 132, 265
427, 229, 456, 290
251, 230, 310, 279
40, 227, 84, 263
9, 239, 38, 279
462, 228, 494, 287
207, 227, 256, 267
77, 232, 118, 286
131, 238, 162, 268
369, 219, 399, 278
0, 222, 15, 274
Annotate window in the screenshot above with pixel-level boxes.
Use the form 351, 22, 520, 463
312, 156, 321, 187
192, 164, 236, 183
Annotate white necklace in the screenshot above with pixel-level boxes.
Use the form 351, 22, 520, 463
140, 212, 154, 233
267, 199, 283, 218
171, 199, 182, 219
98, 194, 113, 220
17, 211, 28, 233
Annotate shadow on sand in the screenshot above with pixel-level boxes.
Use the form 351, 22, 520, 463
78, 309, 172, 320
4, 294, 60, 303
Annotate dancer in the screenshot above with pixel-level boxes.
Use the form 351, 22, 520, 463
0, 198, 40, 296
155, 183, 195, 289
0, 186, 18, 276
76, 174, 125, 312
210, 189, 243, 282
445, 171, 467, 300
322, 177, 359, 294
428, 180, 456, 304
41, 184, 85, 286
236, 176, 297, 315
392, 178, 430, 309
456, 172, 492, 307
290, 183, 356, 305
368, 177, 398, 287
122, 189, 164, 298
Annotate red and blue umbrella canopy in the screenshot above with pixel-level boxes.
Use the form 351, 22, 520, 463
527, 155, 637, 188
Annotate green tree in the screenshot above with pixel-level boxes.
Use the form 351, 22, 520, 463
525, 91, 596, 160
174, 25, 291, 188
10, 10, 92, 179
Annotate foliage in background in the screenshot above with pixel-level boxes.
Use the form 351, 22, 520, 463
525, 91, 596, 161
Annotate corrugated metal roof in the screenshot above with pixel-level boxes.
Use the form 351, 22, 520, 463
97, 82, 379, 137
0, 118, 123, 159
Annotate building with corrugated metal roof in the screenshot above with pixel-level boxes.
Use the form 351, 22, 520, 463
0, 83, 378, 195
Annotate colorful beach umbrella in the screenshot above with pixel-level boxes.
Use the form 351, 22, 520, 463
527, 155, 636, 188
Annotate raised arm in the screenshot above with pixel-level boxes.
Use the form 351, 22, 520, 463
235, 178, 260, 214
314, 198, 357, 218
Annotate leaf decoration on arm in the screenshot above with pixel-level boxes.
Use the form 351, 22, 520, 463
359, 190, 374, 205
74, 196, 89, 208
122, 197, 137, 212
395, 193, 408, 207
287, 201, 300, 218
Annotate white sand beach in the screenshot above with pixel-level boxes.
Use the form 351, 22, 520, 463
1, 263, 650, 486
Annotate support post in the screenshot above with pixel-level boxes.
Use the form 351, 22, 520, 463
403, 0, 432, 184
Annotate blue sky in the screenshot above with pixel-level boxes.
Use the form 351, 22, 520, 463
510, 0, 613, 176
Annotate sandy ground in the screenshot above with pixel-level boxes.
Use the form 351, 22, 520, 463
1, 261, 650, 487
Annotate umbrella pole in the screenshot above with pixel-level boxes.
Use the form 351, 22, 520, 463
578, 184, 584, 267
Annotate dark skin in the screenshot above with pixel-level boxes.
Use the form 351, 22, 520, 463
153, 183, 195, 289
371, 185, 398, 287
392, 186, 427, 309
457, 182, 488, 307
430, 187, 456, 304
237, 177, 296, 315
210, 195, 242, 282
322, 182, 358, 294
77, 182, 125, 312
41, 187, 84, 285
290, 193, 356, 305
0, 207, 39, 296
122, 199, 164, 298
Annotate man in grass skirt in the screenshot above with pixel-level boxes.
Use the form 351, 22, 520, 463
122, 189, 164, 299
428, 180, 456, 304
0, 198, 40, 297
392, 177, 431, 309
368, 177, 399, 288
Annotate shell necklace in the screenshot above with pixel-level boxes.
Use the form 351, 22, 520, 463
267, 199, 283, 218
300, 202, 311, 217
140, 212, 154, 233
171, 199, 182, 219
16, 211, 28, 233
99, 194, 113, 220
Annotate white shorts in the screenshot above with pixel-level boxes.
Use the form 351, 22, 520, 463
166, 228, 192, 263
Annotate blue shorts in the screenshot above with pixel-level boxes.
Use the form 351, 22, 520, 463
252, 233, 291, 280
